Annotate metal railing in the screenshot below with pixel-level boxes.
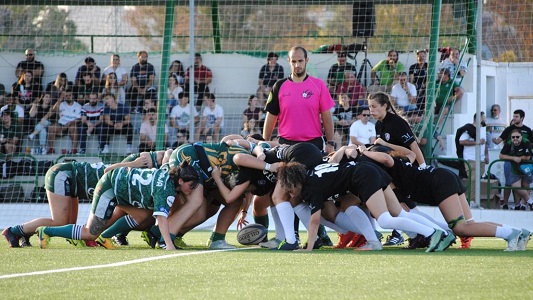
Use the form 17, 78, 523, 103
486, 159, 533, 209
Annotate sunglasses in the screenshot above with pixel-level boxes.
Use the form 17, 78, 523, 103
361, 114, 370, 117
26, 54, 34, 56
511, 136, 521, 139
491, 109, 499, 111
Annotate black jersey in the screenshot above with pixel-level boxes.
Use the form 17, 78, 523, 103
386, 157, 465, 206
302, 161, 391, 214
375, 112, 416, 148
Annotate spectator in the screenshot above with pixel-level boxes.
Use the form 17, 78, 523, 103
139, 108, 168, 152
167, 75, 184, 114
196, 93, 223, 142
242, 118, 262, 137
0, 84, 5, 104
46, 73, 73, 103
332, 93, 357, 148
409, 49, 428, 111
15, 48, 45, 86
439, 48, 467, 83
169, 92, 198, 142
171, 129, 188, 148
184, 53, 213, 107
257, 52, 284, 106
263, 46, 335, 152
435, 68, 464, 118
327, 51, 357, 96
499, 129, 533, 210
28, 92, 53, 154
335, 70, 366, 106
100, 72, 126, 105
486, 104, 506, 150
458, 112, 489, 201
99, 93, 134, 154
128, 51, 156, 113
141, 88, 158, 115
242, 95, 263, 129
11, 70, 42, 110
0, 110, 22, 155
74, 57, 101, 86
492, 109, 533, 209
47, 88, 82, 154
493, 109, 533, 145
78, 92, 104, 154
390, 72, 417, 113
169, 60, 185, 85
74, 72, 99, 105
102, 54, 128, 88
0, 93, 25, 127
349, 106, 376, 146
369, 49, 404, 93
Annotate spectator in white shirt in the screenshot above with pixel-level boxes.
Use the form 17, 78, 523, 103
47, 88, 82, 154
349, 107, 376, 146
390, 72, 417, 113
196, 93, 224, 142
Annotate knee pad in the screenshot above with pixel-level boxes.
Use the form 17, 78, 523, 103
447, 215, 465, 230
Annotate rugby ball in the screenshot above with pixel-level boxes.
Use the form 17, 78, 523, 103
237, 223, 267, 245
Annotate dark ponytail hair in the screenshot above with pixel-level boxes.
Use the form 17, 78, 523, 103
368, 92, 398, 115
169, 160, 200, 190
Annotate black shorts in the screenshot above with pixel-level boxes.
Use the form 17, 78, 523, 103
285, 142, 324, 170
351, 161, 391, 203
421, 168, 464, 206
278, 136, 324, 152
393, 188, 418, 209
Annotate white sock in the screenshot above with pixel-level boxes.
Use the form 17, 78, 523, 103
398, 210, 441, 232
335, 212, 361, 234
495, 226, 512, 239
320, 217, 347, 234
410, 209, 450, 232
270, 206, 285, 241
362, 207, 377, 230
275, 201, 296, 243
345, 206, 379, 242
293, 203, 310, 231
376, 212, 434, 237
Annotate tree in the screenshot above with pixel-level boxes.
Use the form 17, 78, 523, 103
0, 6, 86, 52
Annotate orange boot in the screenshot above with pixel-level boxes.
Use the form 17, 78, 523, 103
334, 232, 357, 249
459, 236, 473, 249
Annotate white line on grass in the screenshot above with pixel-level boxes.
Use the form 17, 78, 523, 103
0, 248, 254, 280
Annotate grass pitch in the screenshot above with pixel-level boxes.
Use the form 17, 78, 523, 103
1, 230, 532, 300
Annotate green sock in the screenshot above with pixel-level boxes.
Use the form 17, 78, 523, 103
210, 232, 225, 242
150, 226, 162, 239
101, 216, 138, 238
318, 224, 328, 239
254, 214, 269, 229
45, 224, 77, 239
11, 225, 26, 237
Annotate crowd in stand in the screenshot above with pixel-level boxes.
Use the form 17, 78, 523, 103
0, 49, 215, 156
0, 47, 468, 158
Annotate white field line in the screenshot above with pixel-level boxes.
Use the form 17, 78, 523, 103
0, 248, 254, 280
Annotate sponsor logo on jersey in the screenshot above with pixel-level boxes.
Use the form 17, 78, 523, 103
156, 171, 166, 187
166, 196, 175, 207
301, 89, 313, 99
